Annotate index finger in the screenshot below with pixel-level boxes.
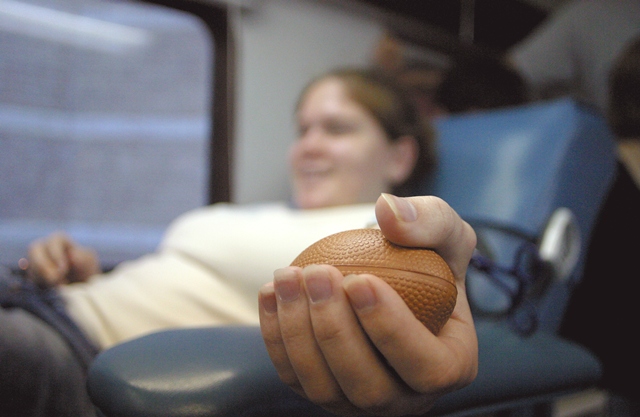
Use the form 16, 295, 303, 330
343, 273, 478, 395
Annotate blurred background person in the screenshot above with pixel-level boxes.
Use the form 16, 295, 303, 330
508, 0, 640, 115
432, 53, 529, 115
374, 33, 529, 120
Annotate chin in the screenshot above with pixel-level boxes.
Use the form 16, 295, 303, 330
295, 198, 331, 210
294, 193, 342, 210
293, 184, 363, 209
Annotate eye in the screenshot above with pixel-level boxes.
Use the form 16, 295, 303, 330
324, 119, 355, 135
296, 123, 309, 138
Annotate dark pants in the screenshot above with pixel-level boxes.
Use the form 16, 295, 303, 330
0, 308, 98, 417
0, 268, 98, 417
560, 162, 640, 414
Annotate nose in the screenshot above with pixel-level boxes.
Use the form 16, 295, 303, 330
297, 126, 326, 151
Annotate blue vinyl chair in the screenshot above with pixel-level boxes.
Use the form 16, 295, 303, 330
87, 98, 617, 417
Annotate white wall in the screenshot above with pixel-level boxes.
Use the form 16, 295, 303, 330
229, 0, 384, 203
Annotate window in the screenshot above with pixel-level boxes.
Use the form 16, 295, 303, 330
0, 0, 228, 267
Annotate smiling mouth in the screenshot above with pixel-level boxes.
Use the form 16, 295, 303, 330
297, 166, 331, 178
298, 173, 327, 185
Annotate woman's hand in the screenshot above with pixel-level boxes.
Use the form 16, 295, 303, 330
27, 232, 101, 288
259, 194, 478, 416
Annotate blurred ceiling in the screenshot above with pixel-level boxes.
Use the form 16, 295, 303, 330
356, 0, 568, 52
523, 0, 570, 11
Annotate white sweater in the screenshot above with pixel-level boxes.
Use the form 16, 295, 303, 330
60, 202, 377, 349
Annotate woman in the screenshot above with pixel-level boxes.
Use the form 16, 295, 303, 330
8, 68, 477, 416
26, 68, 440, 347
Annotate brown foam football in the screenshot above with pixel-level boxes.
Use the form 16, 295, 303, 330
291, 228, 457, 334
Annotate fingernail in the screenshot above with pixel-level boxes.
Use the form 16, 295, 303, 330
274, 268, 301, 303
304, 266, 333, 303
381, 193, 417, 222
343, 275, 377, 311
259, 283, 278, 314
18, 258, 29, 271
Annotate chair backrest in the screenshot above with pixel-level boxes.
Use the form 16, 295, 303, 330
422, 98, 617, 332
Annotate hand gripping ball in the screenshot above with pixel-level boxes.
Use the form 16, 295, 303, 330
291, 228, 457, 334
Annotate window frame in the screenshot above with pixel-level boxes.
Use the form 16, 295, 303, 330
1, 0, 233, 271
144, 0, 234, 204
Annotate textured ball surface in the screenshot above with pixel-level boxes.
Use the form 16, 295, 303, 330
291, 228, 457, 334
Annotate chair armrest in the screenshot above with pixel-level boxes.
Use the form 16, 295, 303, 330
88, 322, 601, 417
87, 326, 332, 417
430, 321, 601, 415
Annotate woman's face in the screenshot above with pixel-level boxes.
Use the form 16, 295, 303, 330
289, 77, 411, 209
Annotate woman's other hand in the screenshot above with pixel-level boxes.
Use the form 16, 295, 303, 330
27, 232, 101, 288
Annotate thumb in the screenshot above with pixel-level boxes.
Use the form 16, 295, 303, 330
375, 193, 476, 280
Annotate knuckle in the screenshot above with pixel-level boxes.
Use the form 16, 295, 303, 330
261, 326, 280, 343
27, 239, 45, 255
313, 322, 349, 349
277, 369, 303, 390
304, 387, 352, 413
408, 359, 475, 395
279, 326, 310, 350
350, 391, 393, 414
370, 321, 405, 352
